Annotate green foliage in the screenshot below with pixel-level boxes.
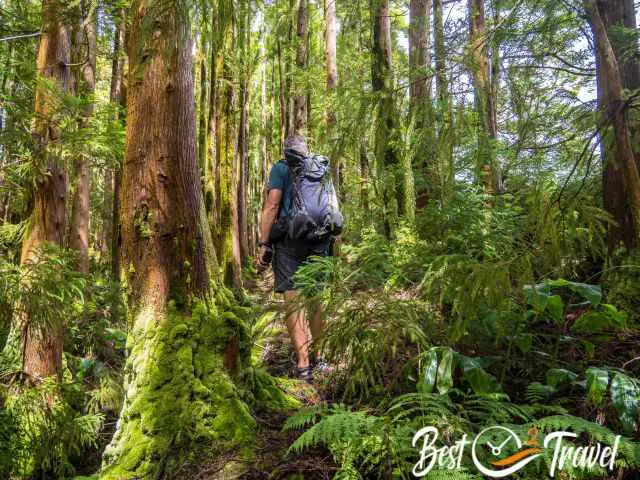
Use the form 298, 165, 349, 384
0, 380, 103, 478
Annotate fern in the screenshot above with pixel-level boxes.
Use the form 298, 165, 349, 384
287, 405, 381, 454
531, 415, 640, 468
283, 404, 328, 431
526, 382, 556, 403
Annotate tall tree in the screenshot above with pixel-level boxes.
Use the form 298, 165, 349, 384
214, 0, 243, 290
586, 0, 640, 252
433, 0, 454, 201
102, 0, 252, 476
467, 0, 498, 194
69, 0, 96, 274
324, 0, 339, 185
18, 0, 72, 380
237, 0, 251, 262
107, 11, 126, 281
371, 0, 403, 232
292, 0, 309, 134
409, 0, 437, 208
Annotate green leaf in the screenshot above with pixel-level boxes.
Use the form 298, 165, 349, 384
418, 349, 438, 394
436, 349, 454, 395
459, 356, 500, 395
586, 368, 609, 407
513, 334, 533, 354
546, 279, 602, 306
611, 373, 640, 434
523, 284, 550, 312
547, 295, 564, 322
572, 306, 627, 334
546, 368, 577, 388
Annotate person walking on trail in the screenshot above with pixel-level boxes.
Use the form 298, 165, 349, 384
256, 134, 343, 382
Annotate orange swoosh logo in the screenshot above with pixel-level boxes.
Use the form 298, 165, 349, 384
491, 448, 543, 467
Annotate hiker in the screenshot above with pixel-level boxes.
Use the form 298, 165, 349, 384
256, 134, 343, 382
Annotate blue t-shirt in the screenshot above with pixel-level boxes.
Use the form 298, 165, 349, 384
267, 161, 293, 219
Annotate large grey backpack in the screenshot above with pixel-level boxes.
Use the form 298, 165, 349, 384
285, 153, 343, 242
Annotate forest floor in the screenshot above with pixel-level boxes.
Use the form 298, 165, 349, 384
191, 272, 338, 480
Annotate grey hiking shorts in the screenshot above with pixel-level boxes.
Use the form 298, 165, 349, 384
272, 236, 332, 293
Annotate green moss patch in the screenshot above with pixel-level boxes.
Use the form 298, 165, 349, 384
100, 302, 255, 479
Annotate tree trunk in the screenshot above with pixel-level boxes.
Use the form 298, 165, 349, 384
237, 0, 250, 263
371, 0, 402, 234
214, 5, 243, 291
598, 0, 640, 163
409, 0, 437, 211
198, 28, 209, 181
467, 0, 498, 194
324, 0, 340, 193
110, 14, 126, 282
409, 0, 431, 112
69, 0, 96, 274
206, 9, 220, 236
434, 0, 454, 202
16, 0, 72, 381
277, 37, 287, 148
101, 1, 252, 476
292, 0, 309, 134
586, 0, 640, 252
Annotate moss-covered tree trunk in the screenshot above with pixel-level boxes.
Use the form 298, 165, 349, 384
15, 0, 72, 381
213, 2, 243, 291
371, 0, 403, 235
102, 13, 124, 272
324, 0, 340, 194
69, 0, 96, 274
237, 0, 251, 263
409, 0, 437, 211
101, 1, 253, 477
292, 0, 309, 134
433, 0, 454, 203
467, 0, 498, 195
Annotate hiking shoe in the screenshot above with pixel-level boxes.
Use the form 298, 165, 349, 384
297, 365, 314, 383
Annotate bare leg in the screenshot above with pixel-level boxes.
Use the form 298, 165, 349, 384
283, 290, 309, 369
308, 301, 324, 362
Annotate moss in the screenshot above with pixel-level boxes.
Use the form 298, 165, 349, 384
242, 367, 303, 412
100, 301, 255, 480
133, 209, 153, 239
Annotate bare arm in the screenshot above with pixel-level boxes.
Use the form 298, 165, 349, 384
259, 188, 282, 244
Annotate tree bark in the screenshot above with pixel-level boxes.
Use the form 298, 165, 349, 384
214, 4, 243, 291
467, 0, 498, 194
198, 28, 209, 181
371, 0, 403, 233
17, 0, 72, 381
598, 0, 639, 163
237, 0, 250, 263
324, 0, 340, 193
292, 0, 309, 134
69, 0, 96, 274
109, 13, 126, 282
409, 0, 431, 112
409, 0, 437, 211
586, 0, 640, 252
433, 0, 454, 202
101, 0, 252, 476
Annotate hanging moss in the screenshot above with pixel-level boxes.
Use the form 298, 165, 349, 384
100, 301, 256, 479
